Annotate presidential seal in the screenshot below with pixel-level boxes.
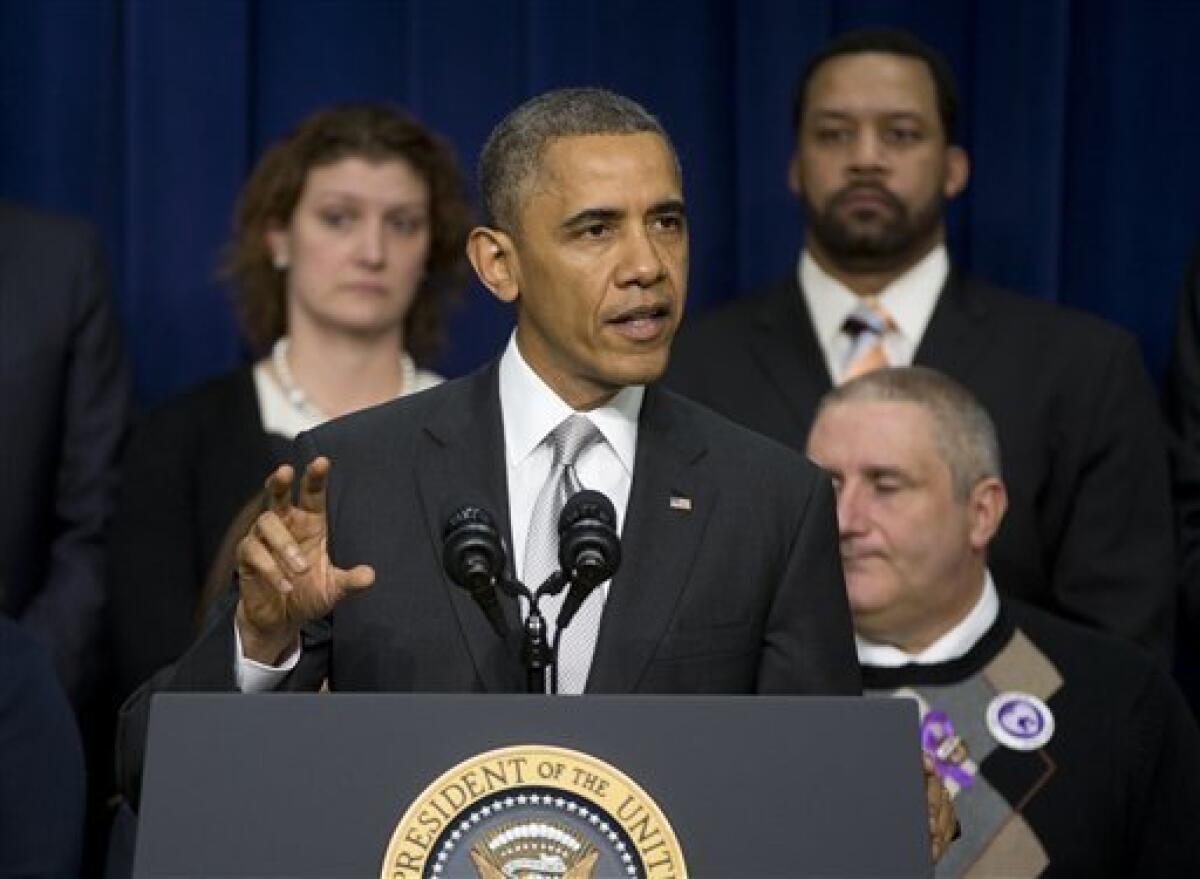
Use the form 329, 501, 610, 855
381, 744, 687, 879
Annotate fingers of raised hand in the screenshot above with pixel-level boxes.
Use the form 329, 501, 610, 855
237, 511, 310, 594
236, 527, 291, 597
256, 510, 312, 582
333, 564, 375, 597
264, 464, 295, 514
299, 456, 330, 514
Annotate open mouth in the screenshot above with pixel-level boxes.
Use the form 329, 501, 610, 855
607, 303, 673, 341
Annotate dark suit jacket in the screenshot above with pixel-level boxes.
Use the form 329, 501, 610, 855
666, 271, 1175, 659
0, 201, 130, 702
108, 368, 278, 700
118, 361, 860, 803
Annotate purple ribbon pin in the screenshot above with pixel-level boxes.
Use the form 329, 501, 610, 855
920, 709, 975, 790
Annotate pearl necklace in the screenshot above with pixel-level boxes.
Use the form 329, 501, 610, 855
271, 336, 416, 419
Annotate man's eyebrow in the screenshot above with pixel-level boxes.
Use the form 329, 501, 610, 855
863, 465, 911, 481
647, 199, 687, 217
809, 110, 857, 123
561, 207, 624, 230
560, 199, 686, 231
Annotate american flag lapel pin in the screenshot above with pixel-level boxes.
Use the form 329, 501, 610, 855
669, 495, 692, 512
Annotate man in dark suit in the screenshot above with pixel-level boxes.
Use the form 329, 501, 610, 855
222, 87, 860, 697
1, 200, 130, 874
0, 200, 130, 700
666, 28, 1175, 659
120, 88, 919, 843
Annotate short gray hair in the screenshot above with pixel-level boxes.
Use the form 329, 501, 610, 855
478, 87, 678, 231
817, 366, 1002, 498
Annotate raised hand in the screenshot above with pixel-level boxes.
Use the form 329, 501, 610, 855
234, 457, 374, 664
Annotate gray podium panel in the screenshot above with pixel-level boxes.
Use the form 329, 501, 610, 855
135, 693, 928, 878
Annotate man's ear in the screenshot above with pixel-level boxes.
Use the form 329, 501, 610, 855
467, 226, 519, 304
967, 476, 1007, 551
944, 145, 970, 201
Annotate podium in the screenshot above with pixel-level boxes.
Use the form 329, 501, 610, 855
134, 693, 929, 878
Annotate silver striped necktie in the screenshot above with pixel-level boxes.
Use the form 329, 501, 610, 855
523, 413, 605, 694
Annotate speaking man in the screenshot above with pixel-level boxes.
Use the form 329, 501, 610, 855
807, 366, 1200, 876
667, 28, 1175, 660
224, 89, 859, 698
119, 87, 909, 832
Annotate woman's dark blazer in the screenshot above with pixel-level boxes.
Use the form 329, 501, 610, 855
108, 368, 278, 699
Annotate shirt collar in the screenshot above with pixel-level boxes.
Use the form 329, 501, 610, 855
855, 570, 1000, 668
799, 243, 949, 347
498, 333, 642, 474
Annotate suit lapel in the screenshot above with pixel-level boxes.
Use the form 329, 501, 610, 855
914, 272, 990, 378
748, 276, 832, 438
414, 361, 524, 692
586, 387, 714, 692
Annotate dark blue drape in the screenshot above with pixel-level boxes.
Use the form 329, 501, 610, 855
3, 0, 1198, 406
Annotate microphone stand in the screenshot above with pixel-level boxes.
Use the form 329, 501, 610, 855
497, 570, 569, 694
522, 606, 552, 695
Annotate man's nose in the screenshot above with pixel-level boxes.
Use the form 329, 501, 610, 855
835, 482, 869, 535
614, 226, 668, 287
847, 130, 887, 175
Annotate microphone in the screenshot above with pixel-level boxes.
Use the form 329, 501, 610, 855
555, 489, 621, 631
442, 505, 509, 637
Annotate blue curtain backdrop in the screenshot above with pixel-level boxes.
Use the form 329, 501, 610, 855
2, 0, 1198, 406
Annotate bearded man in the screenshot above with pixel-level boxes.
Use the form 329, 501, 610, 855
667, 27, 1176, 662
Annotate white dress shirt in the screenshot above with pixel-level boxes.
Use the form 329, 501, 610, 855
499, 334, 641, 580
799, 244, 949, 382
854, 571, 1000, 667
236, 333, 644, 691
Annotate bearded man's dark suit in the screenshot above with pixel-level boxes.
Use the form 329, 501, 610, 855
118, 360, 860, 803
666, 272, 1175, 659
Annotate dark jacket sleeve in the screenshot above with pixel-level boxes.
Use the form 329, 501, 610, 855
1046, 328, 1176, 659
18, 221, 131, 702
757, 469, 862, 695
